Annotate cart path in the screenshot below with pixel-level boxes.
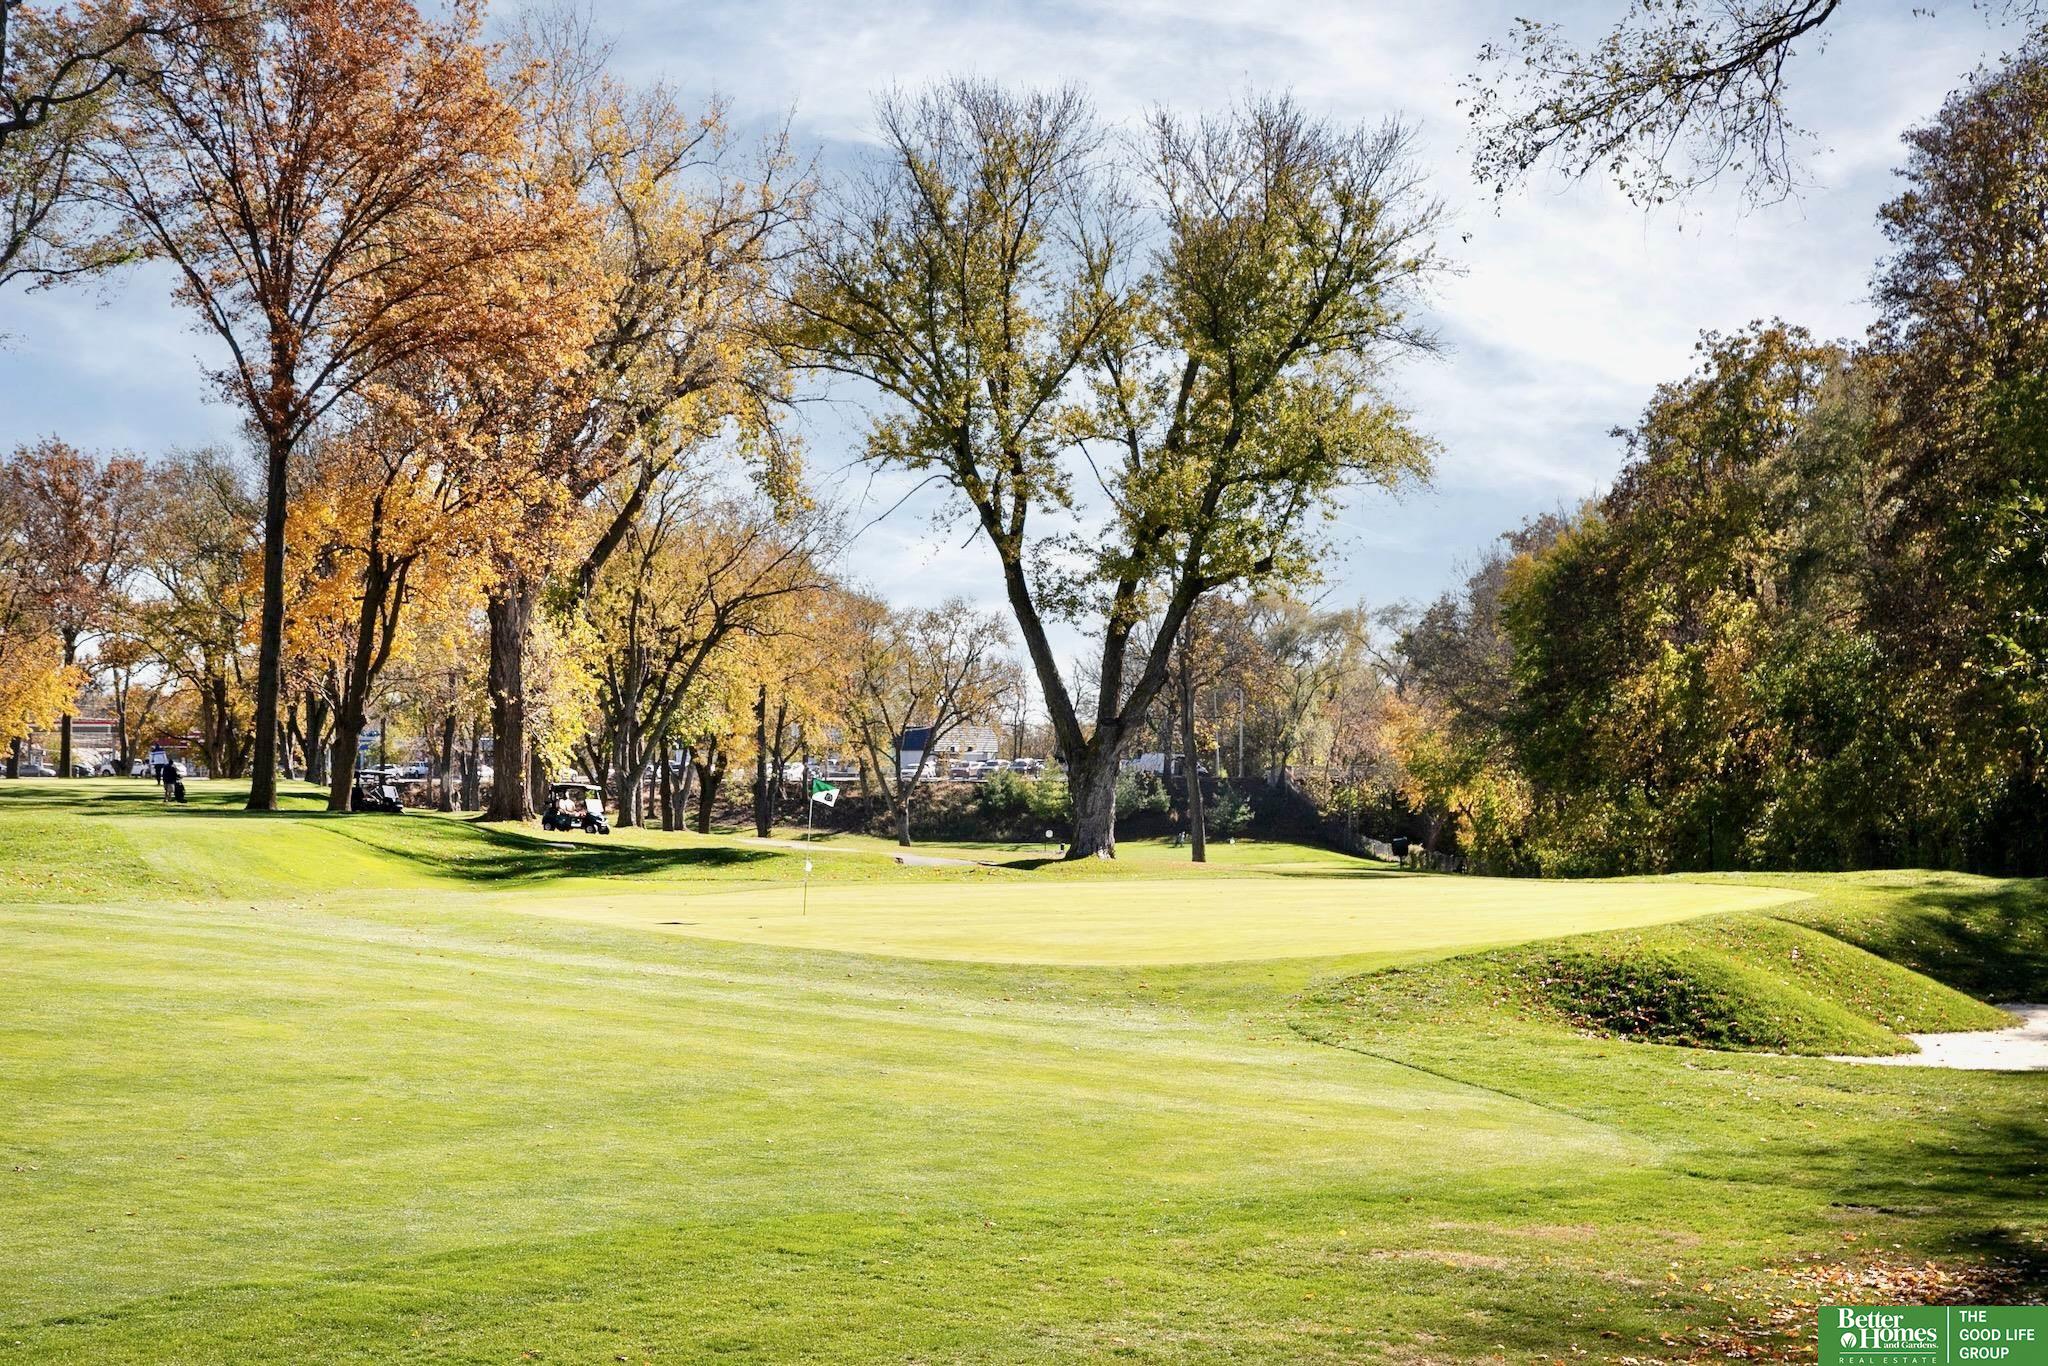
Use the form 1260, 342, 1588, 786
1831, 1003, 2048, 1071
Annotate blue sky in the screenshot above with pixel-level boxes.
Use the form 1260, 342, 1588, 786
0, 0, 2029, 628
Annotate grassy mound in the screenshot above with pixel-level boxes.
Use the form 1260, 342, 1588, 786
1312, 911, 2014, 1058
1768, 869, 2048, 1002
1523, 914, 2014, 1055
1527, 940, 1908, 1054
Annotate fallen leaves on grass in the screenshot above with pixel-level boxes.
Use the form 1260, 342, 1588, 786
1674, 1255, 2029, 1362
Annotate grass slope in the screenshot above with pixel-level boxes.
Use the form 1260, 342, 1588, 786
1499, 915, 2011, 1056
1, 779, 2044, 1363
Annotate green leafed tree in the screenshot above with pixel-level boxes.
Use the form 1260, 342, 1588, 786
786, 82, 1441, 857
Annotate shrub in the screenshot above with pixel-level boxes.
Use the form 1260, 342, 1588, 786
1026, 770, 1072, 825
1211, 786, 1253, 837
976, 769, 1031, 821
1115, 770, 1168, 820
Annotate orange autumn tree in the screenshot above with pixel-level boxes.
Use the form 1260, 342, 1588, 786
0, 437, 144, 777
0, 455, 84, 772
89, 0, 592, 810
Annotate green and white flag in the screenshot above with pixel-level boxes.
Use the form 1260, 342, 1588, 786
809, 778, 838, 807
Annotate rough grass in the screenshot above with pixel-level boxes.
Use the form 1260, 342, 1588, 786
2, 779, 2045, 1363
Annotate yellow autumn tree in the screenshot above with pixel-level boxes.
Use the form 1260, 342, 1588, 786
477, 14, 810, 819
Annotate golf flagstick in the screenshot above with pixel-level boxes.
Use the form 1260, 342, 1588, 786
801, 777, 838, 916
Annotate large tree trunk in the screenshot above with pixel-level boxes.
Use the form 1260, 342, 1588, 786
324, 558, 395, 814
58, 632, 76, 778
675, 745, 695, 829
1179, 651, 1206, 864
618, 756, 643, 827
658, 733, 677, 832
752, 683, 771, 838
462, 722, 482, 810
203, 674, 229, 777
327, 723, 363, 812
1162, 699, 1177, 815
694, 743, 725, 834
7, 736, 21, 778
247, 430, 289, 811
611, 709, 642, 828
437, 713, 457, 812
485, 581, 535, 821
1067, 747, 1118, 858
112, 680, 129, 773
306, 696, 331, 787
769, 700, 789, 811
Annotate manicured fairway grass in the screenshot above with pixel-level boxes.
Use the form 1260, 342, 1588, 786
1, 780, 2043, 1362
521, 875, 1808, 963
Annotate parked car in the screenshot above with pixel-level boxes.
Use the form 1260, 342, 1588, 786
17, 761, 55, 777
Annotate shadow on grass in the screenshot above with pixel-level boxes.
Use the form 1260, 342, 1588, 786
1807, 877, 2048, 1001
1819, 1110, 2048, 1294
323, 815, 788, 886
0, 780, 784, 886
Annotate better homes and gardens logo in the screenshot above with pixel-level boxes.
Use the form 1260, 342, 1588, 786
1820, 1306, 2048, 1365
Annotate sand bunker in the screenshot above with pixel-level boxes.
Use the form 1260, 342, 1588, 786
1833, 1004, 2048, 1071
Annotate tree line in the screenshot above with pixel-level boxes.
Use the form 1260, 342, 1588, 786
12, 0, 2041, 868
1395, 41, 2048, 875
0, 0, 1444, 859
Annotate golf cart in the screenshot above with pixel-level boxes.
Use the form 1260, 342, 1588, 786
542, 781, 610, 835
351, 765, 405, 814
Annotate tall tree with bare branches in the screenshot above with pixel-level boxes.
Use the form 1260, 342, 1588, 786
0, 0, 224, 286
847, 597, 1016, 847
1465, 1, 2045, 208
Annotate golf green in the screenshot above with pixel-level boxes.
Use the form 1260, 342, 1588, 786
514, 875, 1809, 963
